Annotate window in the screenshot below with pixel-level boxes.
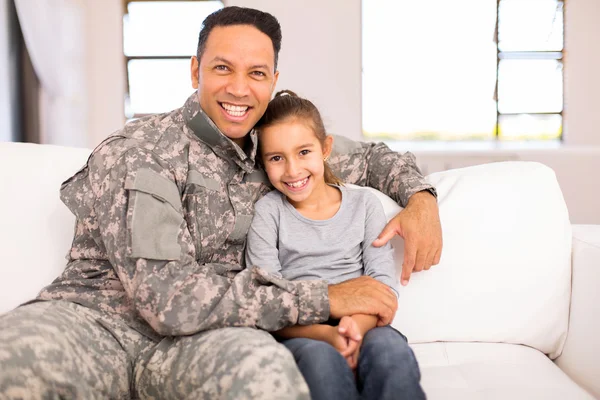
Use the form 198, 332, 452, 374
362, 0, 564, 141
123, 0, 223, 118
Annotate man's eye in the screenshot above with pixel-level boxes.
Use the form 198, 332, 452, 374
299, 150, 310, 156
269, 156, 282, 162
252, 71, 266, 77
215, 65, 229, 71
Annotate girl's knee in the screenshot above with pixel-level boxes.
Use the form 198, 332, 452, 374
290, 339, 347, 369
363, 327, 407, 350
361, 327, 417, 367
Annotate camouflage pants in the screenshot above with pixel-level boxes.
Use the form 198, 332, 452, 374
0, 301, 310, 400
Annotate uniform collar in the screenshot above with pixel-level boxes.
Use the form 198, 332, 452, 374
182, 92, 258, 173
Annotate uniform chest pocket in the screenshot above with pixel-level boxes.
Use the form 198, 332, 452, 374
125, 169, 184, 261
183, 172, 232, 263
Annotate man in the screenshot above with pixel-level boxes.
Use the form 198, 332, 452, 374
0, 6, 441, 399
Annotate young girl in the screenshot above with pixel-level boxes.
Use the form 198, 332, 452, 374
245, 90, 425, 400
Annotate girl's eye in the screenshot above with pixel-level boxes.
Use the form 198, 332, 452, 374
299, 149, 310, 156
269, 156, 282, 162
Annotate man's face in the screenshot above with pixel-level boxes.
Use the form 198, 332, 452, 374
191, 25, 279, 147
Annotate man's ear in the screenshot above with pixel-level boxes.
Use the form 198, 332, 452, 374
191, 56, 199, 89
323, 135, 334, 159
271, 70, 280, 95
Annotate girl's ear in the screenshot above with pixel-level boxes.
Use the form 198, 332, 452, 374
323, 135, 334, 159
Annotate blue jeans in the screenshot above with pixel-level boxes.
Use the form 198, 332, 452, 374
280, 326, 425, 400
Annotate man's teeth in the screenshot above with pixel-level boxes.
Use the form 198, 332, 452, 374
222, 103, 249, 117
286, 177, 308, 188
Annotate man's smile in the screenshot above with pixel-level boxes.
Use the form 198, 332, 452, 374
219, 102, 251, 119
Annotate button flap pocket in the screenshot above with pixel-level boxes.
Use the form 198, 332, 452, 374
125, 169, 182, 211
187, 170, 220, 192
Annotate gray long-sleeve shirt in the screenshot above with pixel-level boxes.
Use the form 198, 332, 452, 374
245, 185, 400, 297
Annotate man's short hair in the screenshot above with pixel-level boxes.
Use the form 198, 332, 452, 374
196, 6, 282, 71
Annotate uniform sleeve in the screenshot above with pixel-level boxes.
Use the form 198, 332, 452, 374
328, 134, 437, 207
90, 147, 329, 336
245, 197, 284, 277
361, 192, 400, 298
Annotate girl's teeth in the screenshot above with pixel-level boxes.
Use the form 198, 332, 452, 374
287, 178, 308, 188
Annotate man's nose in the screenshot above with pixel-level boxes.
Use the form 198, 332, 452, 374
226, 73, 250, 98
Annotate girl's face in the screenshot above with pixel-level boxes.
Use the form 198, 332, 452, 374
260, 119, 333, 205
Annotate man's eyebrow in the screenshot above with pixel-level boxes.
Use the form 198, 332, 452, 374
209, 57, 271, 71
210, 56, 233, 65
250, 64, 270, 71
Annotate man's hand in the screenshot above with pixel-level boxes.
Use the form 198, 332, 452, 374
328, 276, 398, 326
372, 190, 442, 286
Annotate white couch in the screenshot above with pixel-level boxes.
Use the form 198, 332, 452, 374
1, 142, 598, 399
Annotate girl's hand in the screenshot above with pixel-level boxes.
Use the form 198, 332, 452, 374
337, 316, 362, 370
323, 324, 359, 369
346, 338, 362, 371
338, 315, 362, 342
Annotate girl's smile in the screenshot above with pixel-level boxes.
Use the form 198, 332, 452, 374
259, 120, 332, 207
284, 176, 310, 191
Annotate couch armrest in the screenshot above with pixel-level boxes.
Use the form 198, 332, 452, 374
555, 224, 600, 399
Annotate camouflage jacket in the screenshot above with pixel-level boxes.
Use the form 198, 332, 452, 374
38, 92, 436, 340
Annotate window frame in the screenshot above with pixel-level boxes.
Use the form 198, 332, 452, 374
361, 0, 566, 142
494, 0, 565, 141
122, 0, 222, 119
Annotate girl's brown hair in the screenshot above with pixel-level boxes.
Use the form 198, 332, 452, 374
256, 90, 343, 186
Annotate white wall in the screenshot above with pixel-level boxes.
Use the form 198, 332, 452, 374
0, 0, 15, 142
564, 0, 600, 146
84, 0, 126, 148
84, 0, 599, 223
224, 0, 362, 140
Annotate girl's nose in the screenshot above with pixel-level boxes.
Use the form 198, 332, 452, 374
285, 160, 300, 177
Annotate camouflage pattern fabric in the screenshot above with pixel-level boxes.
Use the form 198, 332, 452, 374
136, 326, 309, 400
0, 301, 309, 399
0, 301, 149, 399
0, 92, 435, 399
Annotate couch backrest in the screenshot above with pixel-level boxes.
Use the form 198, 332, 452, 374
0, 142, 91, 314
0, 143, 572, 359
358, 161, 571, 359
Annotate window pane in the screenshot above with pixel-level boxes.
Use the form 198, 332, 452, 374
362, 0, 497, 141
498, 59, 563, 114
499, 114, 561, 140
127, 59, 192, 115
498, 0, 563, 52
124, 1, 223, 56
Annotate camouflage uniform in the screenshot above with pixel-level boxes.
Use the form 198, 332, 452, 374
0, 92, 435, 399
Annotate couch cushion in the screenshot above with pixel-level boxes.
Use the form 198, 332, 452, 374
413, 342, 593, 399
358, 161, 572, 358
0, 142, 91, 314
